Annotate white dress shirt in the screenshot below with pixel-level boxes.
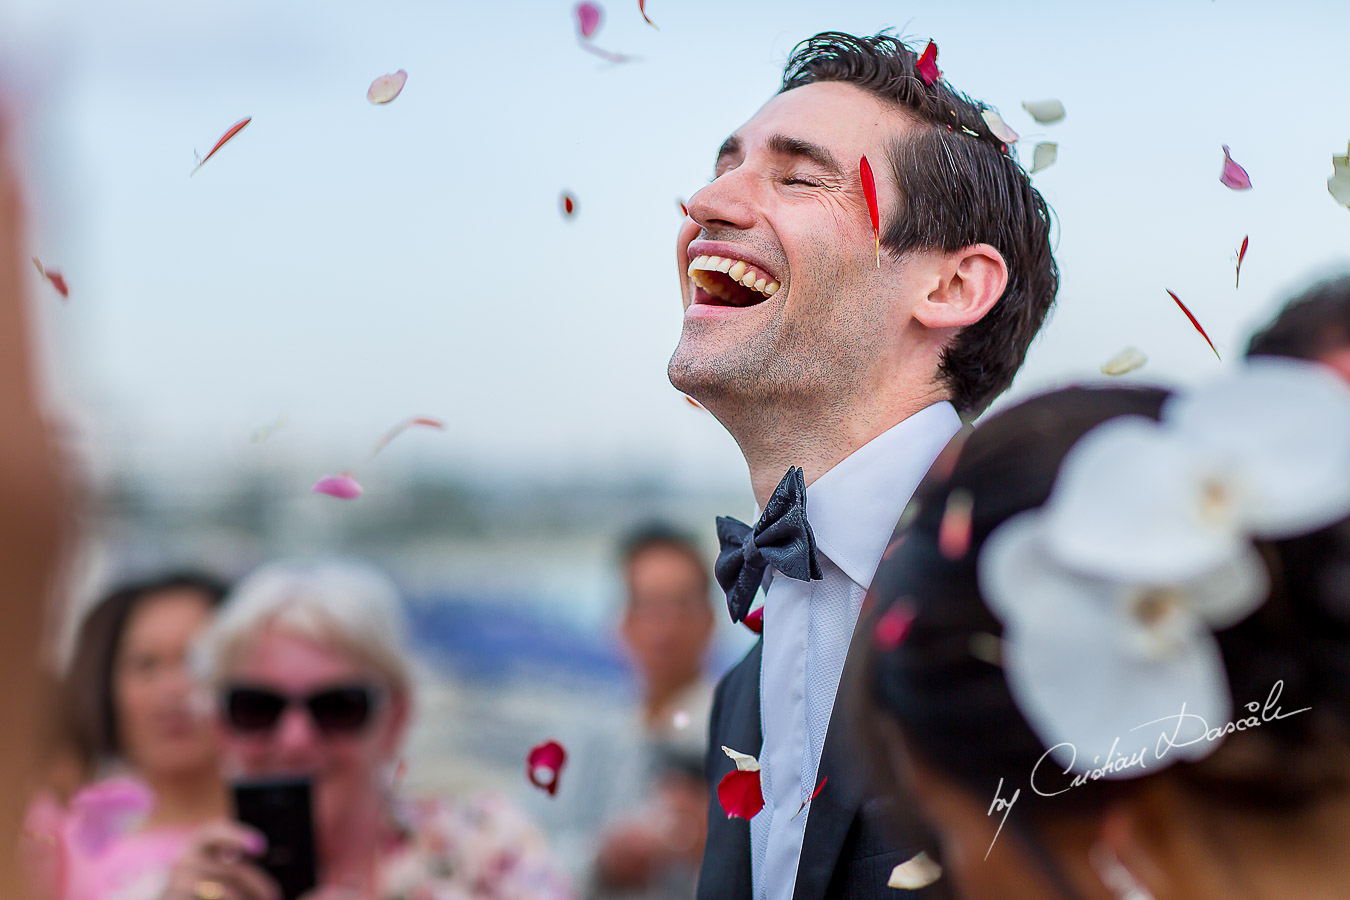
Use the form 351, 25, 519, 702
749, 401, 962, 900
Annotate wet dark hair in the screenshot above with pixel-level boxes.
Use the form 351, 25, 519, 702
619, 522, 711, 601
860, 386, 1350, 839
65, 571, 230, 762
779, 32, 1059, 415
1246, 273, 1350, 361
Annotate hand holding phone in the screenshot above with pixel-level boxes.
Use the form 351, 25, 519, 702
231, 777, 319, 900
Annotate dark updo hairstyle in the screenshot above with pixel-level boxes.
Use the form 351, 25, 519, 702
65, 571, 230, 764
860, 385, 1350, 841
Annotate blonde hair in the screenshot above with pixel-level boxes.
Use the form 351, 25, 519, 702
195, 559, 412, 696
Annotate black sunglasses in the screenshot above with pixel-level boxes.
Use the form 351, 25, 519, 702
222, 684, 382, 736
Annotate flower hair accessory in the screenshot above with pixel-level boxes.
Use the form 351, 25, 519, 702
978, 359, 1350, 775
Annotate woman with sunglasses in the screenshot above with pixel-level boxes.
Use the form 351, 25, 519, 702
156, 559, 572, 900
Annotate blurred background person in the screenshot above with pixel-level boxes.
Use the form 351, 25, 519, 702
859, 368, 1350, 899
587, 525, 716, 899
161, 558, 572, 900
47, 572, 230, 900
1, 116, 71, 899
1246, 272, 1350, 382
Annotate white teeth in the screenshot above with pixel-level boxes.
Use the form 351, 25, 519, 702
741, 270, 757, 287
728, 261, 746, 280
706, 255, 723, 269
753, 277, 766, 292
717, 258, 733, 273
687, 253, 782, 300
765, 281, 779, 296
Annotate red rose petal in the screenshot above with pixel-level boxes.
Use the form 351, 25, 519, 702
527, 739, 568, 796
561, 192, 576, 217
743, 605, 764, 635
1235, 235, 1249, 288
874, 603, 916, 651
717, 768, 764, 820
191, 116, 251, 176
916, 41, 940, 86
791, 776, 827, 819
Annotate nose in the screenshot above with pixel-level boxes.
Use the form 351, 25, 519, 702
686, 165, 758, 234
272, 705, 321, 758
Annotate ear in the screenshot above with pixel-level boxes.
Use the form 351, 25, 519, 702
912, 244, 1009, 330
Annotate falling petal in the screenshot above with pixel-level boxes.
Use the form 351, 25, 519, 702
1101, 347, 1147, 376
717, 769, 764, 820
250, 413, 289, 443
1021, 99, 1066, 124
981, 110, 1019, 144
575, 2, 602, 38
1030, 142, 1057, 174
637, 0, 656, 27
370, 415, 445, 457
938, 488, 975, 560
312, 473, 363, 500
915, 41, 940, 86
526, 740, 568, 796
190, 116, 251, 176
677, 198, 689, 217
672, 709, 690, 730
577, 39, 635, 63
1329, 144, 1350, 208
874, 602, 916, 650
1235, 235, 1249, 288
31, 258, 68, 298
791, 777, 827, 819
1219, 145, 1252, 190
859, 155, 880, 268
1166, 289, 1221, 360
721, 745, 760, 772
366, 70, 408, 105
743, 605, 764, 634
887, 852, 942, 889
684, 394, 707, 412
561, 192, 576, 217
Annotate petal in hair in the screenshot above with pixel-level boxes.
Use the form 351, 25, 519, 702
981, 109, 1019, 144
575, 2, 602, 38
915, 41, 940, 86
1219, 145, 1252, 190
1030, 142, 1057, 174
312, 473, 363, 500
1328, 143, 1350, 208
367, 70, 408, 105
1021, 99, 1066, 124
527, 740, 568, 796
1101, 347, 1147, 376
887, 852, 942, 889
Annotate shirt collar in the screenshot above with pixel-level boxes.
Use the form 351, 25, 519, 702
802, 400, 961, 589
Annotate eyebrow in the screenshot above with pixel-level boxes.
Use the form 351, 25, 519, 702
714, 133, 846, 177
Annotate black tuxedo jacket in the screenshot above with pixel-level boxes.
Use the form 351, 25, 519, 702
696, 637, 952, 900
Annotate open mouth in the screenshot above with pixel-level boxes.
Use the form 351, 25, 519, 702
687, 255, 781, 307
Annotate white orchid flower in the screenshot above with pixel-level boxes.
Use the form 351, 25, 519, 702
980, 509, 1267, 772
1044, 359, 1350, 584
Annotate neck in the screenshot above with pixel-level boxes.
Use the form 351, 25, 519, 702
725, 386, 948, 508
140, 767, 227, 830
319, 787, 388, 893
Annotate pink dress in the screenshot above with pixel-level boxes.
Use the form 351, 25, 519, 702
30, 777, 196, 900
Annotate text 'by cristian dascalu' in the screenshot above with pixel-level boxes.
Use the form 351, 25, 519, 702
980, 680, 1310, 859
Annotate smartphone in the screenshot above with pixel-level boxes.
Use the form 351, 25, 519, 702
231, 776, 318, 900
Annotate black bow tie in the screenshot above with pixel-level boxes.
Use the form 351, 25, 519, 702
715, 466, 823, 624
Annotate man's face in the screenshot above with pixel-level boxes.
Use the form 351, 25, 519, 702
621, 545, 713, 696
668, 81, 934, 413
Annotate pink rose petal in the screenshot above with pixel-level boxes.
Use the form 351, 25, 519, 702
367, 70, 408, 105
575, 2, 602, 38
1220, 144, 1252, 190
31, 258, 69, 299
312, 473, 363, 500
527, 739, 568, 796
937, 488, 975, 560
873, 603, 916, 650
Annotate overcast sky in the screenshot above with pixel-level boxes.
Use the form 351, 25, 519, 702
5, 0, 1350, 494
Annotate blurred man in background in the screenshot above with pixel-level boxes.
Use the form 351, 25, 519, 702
1246, 273, 1350, 382
576, 525, 716, 900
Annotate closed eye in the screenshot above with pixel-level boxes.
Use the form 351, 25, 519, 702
783, 176, 823, 187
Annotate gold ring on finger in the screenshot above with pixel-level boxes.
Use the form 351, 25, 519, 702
194, 880, 226, 900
